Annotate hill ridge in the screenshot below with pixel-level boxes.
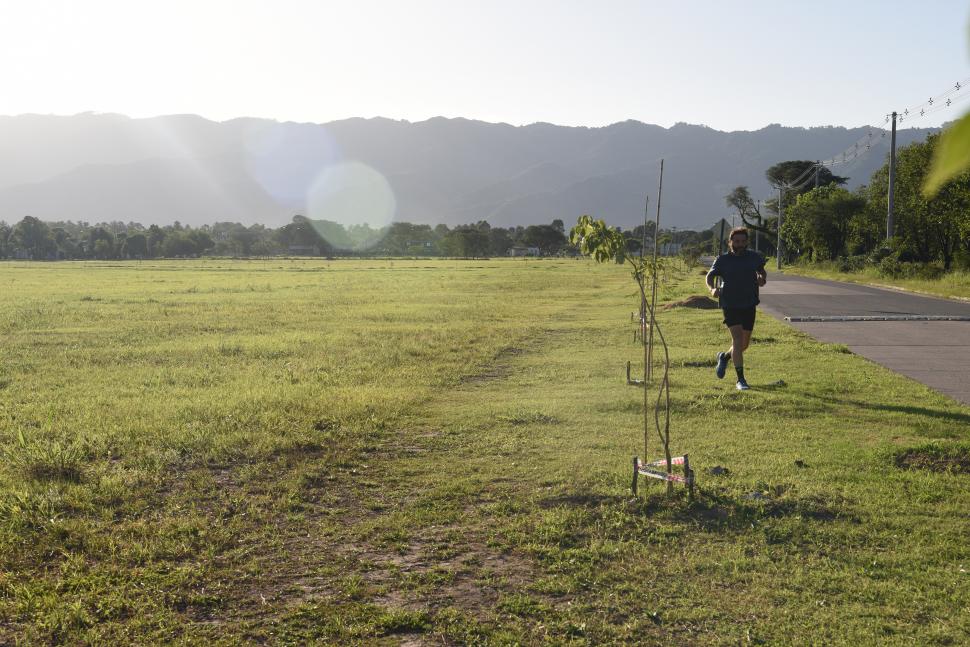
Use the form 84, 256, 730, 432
0, 113, 936, 229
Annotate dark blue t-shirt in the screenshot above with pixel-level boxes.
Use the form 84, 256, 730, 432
708, 250, 766, 309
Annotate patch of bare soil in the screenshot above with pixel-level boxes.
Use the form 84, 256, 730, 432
894, 446, 970, 473
163, 330, 556, 637
462, 327, 568, 385
663, 295, 718, 310
538, 492, 625, 509
161, 441, 542, 640
347, 530, 537, 616
460, 347, 523, 384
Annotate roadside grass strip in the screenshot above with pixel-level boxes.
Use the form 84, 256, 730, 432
783, 263, 970, 301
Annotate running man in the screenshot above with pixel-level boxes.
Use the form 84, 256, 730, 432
705, 227, 767, 390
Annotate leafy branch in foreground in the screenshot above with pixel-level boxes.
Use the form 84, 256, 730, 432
570, 215, 678, 495
924, 112, 970, 197
923, 27, 970, 197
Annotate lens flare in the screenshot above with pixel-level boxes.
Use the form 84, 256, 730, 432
305, 162, 396, 251
243, 122, 341, 208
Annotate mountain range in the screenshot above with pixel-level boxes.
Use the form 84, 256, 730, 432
0, 113, 937, 231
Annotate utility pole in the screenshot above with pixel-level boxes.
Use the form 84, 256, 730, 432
887, 111, 897, 239
776, 186, 784, 270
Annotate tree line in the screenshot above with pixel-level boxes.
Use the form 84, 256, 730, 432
728, 133, 970, 277
0, 213, 728, 262
0, 215, 584, 260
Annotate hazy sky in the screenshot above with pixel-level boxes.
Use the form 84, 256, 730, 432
3, 0, 969, 131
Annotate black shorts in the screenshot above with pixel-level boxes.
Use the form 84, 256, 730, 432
723, 307, 756, 331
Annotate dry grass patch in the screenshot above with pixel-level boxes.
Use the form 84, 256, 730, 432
894, 443, 970, 474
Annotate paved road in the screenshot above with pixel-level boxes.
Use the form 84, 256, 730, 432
759, 273, 970, 405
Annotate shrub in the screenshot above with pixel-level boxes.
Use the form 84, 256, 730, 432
952, 250, 970, 271
896, 248, 919, 263
877, 256, 903, 278
912, 263, 946, 280
868, 246, 894, 264
837, 255, 867, 272
877, 258, 946, 280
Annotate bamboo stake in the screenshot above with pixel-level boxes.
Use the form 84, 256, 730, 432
652, 160, 673, 495
641, 197, 650, 462
646, 205, 657, 383
650, 161, 662, 379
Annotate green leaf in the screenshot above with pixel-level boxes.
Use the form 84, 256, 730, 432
923, 112, 970, 197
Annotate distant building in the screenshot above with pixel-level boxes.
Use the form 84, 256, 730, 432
405, 240, 435, 254
508, 246, 541, 257
709, 218, 732, 254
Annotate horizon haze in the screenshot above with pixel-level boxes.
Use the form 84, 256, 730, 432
0, 112, 936, 231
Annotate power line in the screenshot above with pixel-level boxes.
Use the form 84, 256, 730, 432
734, 76, 970, 264
896, 78, 970, 122
821, 76, 970, 168
784, 162, 819, 187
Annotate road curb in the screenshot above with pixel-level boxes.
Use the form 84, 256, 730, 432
786, 315, 970, 322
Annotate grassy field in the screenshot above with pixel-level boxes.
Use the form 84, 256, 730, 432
1, 258, 968, 645
782, 262, 970, 300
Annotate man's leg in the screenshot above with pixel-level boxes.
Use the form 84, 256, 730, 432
716, 344, 730, 378
729, 324, 751, 389
737, 308, 756, 383
739, 329, 752, 354
716, 311, 734, 379
728, 325, 745, 368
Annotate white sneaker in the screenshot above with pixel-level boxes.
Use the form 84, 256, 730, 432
736, 380, 750, 391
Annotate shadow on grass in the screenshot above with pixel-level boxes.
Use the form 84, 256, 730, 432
803, 393, 970, 426
680, 359, 715, 368
518, 478, 864, 554
625, 488, 856, 536
538, 492, 626, 510
536, 485, 855, 549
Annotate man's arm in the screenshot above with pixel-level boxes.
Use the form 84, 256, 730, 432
706, 268, 720, 296
706, 257, 722, 296
756, 266, 767, 287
